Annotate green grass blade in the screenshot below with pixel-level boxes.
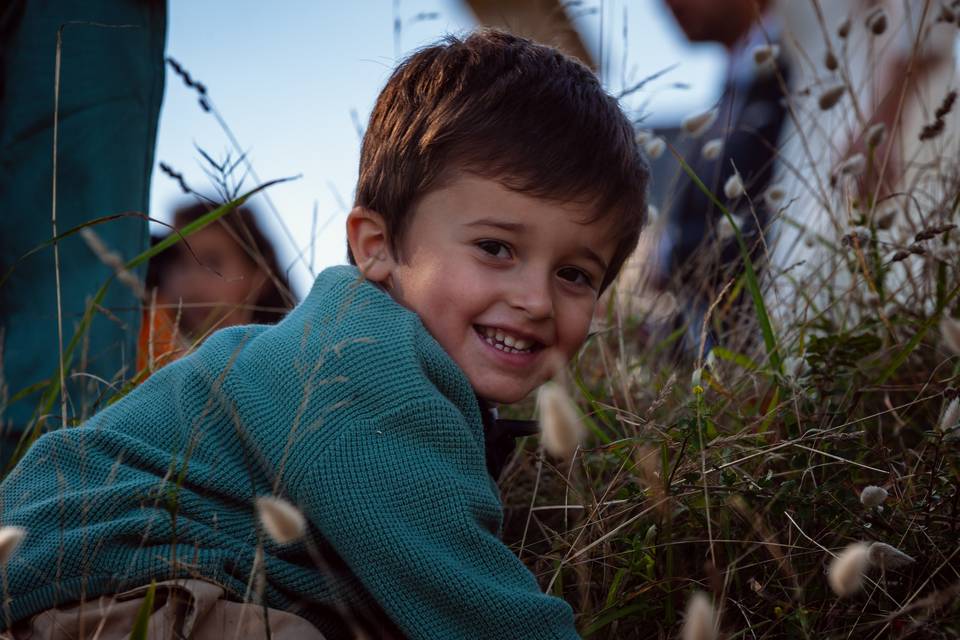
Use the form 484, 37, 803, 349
127, 580, 156, 640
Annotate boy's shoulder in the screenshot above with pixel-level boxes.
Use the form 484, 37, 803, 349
245, 265, 480, 423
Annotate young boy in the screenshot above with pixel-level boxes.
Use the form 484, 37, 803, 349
0, 29, 648, 639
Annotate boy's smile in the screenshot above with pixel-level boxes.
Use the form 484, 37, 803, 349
349, 174, 618, 404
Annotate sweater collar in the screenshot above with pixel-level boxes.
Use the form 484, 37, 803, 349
477, 398, 539, 479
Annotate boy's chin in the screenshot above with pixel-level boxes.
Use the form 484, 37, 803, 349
472, 379, 535, 405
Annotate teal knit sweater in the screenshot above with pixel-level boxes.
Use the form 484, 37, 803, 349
0, 266, 578, 639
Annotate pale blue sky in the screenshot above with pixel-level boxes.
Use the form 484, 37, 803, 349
150, 0, 726, 297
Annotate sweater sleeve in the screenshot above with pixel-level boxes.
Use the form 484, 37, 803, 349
298, 397, 580, 640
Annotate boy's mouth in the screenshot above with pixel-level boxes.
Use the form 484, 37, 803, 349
474, 325, 542, 354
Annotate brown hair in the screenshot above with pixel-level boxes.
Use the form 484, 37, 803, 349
352, 28, 648, 292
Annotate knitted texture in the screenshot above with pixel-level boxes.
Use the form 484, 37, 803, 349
0, 266, 578, 639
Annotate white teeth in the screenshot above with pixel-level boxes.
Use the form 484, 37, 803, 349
478, 325, 535, 353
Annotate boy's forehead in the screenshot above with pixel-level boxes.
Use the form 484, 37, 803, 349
438, 170, 611, 223
420, 172, 619, 257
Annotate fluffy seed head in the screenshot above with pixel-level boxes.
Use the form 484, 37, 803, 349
0, 526, 26, 564
752, 43, 780, 69
682, 109, 718, 138
701, 138, 723, 160
866, 122, 886, 147
718, 213, 745, 241
681, 591, 718, 640
723, 173, 744, 200
941, 316, 960, 355
783, 355, 804, 380
537, 381, 585, 459
818, 83, 846, 110
868, 542, 915, 569
866, 8, 888, 35
634, 130, 652, 145
939, 397, 960, 433
644, 136, 666, 159
860, 485, 888, 508
256, 496, 307, 545
839, 153, 866, 176
824, 49, 839, 71
837, 18, 851, 38
828, 542, 871, 597
764, 184, 786, 209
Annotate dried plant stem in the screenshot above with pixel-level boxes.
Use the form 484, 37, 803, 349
695, 390, 716, 570
519, 449, 544, 558
51, 26, 66, 430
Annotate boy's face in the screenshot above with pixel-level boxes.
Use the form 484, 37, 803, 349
357, 174, 617, 404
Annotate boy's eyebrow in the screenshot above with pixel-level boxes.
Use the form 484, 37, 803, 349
467, 218, 608, 273
576, 247, 608, 274
465, 218, 526, 232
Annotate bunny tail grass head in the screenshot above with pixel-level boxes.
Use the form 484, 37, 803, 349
828, 542, 871, 597
645, 136, 666, 159
723, 173, 744, 200
868, 542, 915, 570
537, 381, 585, 459
681, 591, 718, 640
751, 43, 779, 69
701, 138, 723, 160
818, 83, 846, 111
939, 397, 959, 434
682, 108, 718, 138
859, 485, 888, 508
0, 526, 26, 564
256, 496, 306, 545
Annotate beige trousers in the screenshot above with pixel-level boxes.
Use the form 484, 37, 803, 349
1, 579, 326, 639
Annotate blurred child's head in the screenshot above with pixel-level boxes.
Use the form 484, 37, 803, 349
158, 203, 295, 337
346, 29, 648, 403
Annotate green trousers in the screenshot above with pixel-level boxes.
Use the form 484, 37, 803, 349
0, 0, 166, 464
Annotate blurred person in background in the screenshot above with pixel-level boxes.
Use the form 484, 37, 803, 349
137, 203, 296, 376
647, 0, 789, 357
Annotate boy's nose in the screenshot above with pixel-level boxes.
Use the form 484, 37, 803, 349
508, 271, 555, 320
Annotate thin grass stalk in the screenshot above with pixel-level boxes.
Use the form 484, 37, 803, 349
50, 26, 67, 430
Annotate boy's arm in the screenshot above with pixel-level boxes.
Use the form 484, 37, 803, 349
297, 397, 580, 640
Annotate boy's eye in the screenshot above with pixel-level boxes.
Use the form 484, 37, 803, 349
476, 240, 512, 259
557, 267, 594, 288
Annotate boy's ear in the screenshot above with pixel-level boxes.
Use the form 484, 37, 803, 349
346, 206, 397, 283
